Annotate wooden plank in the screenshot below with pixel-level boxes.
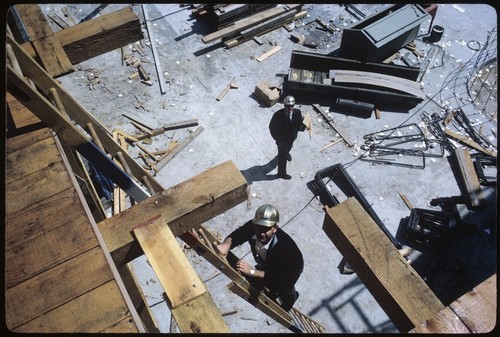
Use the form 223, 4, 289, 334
256, 45, 282, 62
98, 160, 248, 266
155, 126, 204, 172
330, 69, 425, 100
398, 192, 414, 210
119, 264, 160, 333
5, 126, 51, 154
444, 128, 497, 158
6, 247, 113, 329
410, 306, 470, 333
5, 199, 97, 289
202, 5, 301, 43
133, 216, 228, 332
15, 4, 73, 77
6, 91, 42, 129
21, 6, 143, 65
225, 9, 307, 48
13, 281, 136, 333
171, 292, 230, 333
453, 148, 485, 208
6, 135, 62, 182
410, 274, 496, 333
142, 5, 167, 94
134, 119, 200, 141
323, 197, 445, 332
448, 274, 496, 333
5, 155, 73, 216
312, 104, 354, 146
133, 216, 206, 308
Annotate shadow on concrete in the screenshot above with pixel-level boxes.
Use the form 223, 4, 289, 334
240, 156, 279, 185
395, 188, 497, 306
307, 277, 396, 333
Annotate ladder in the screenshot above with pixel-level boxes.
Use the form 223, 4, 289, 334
179, 225, 325, 333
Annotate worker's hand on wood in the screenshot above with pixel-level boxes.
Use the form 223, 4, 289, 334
236, 259, 253, 276
216, 241, 231, 257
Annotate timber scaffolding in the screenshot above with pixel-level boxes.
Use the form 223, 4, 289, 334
5, 4, 496, 334
5, 4, 322, 333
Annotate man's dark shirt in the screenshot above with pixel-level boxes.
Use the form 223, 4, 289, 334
269, 107, 305, 144
227, 220, 304, 296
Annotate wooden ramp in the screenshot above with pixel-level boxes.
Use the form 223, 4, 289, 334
5, 118, 142, 332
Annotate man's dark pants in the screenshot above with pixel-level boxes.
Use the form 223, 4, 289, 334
277, 141, 293, 175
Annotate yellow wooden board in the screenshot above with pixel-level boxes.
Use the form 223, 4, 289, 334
133, 216, 205, 308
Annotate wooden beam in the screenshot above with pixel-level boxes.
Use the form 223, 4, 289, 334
411, 274, 496, 333
97, 160, 248, 266
21, 6, 143, 66
453, 148, 485, 208
141, 5, 167, 94
312, 104, 354, 147
444, 128, 496, 158
155, 126, 204, 172
133, 119, 199, 141
15, 4, 73, 77
330, 69, 425, 100
323, 197, 445, 332
132, 216, 228, 333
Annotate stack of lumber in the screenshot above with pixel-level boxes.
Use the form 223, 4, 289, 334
196, 4, 306, 48
192, 4, 276, 29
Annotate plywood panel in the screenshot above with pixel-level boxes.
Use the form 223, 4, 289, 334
13, 281, 131, 333
5, 247, 114, 329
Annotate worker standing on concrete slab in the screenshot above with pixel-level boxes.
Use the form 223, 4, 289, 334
217, 204, 304, 311
269, 95, 307, 180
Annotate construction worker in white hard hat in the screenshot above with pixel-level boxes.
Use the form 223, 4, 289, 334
269, 95, 307, 180
217, 204, 304, 311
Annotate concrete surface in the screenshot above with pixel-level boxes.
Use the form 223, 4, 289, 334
41, 3, 496, 333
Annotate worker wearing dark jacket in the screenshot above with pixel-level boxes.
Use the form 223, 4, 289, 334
269, 95, 306, 180
217, 204, 304, 311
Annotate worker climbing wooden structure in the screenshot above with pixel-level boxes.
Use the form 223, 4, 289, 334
179, 225, 325, 333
